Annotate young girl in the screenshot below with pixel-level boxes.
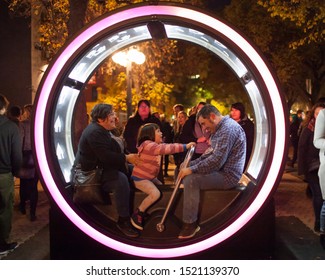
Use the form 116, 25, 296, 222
131, 123, 195, 230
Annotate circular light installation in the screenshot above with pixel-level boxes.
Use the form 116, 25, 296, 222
34, 4, 287, 258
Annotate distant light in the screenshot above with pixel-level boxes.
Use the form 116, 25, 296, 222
112, 48, 145, 67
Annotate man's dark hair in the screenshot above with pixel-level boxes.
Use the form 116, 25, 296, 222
90, 103, 113, 122
196, 104, 221, 121
0, 94, 9, 111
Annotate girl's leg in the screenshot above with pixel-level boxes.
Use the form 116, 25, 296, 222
134, 180, 161, 212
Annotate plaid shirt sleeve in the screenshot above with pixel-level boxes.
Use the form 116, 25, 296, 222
190, 116, 246, 179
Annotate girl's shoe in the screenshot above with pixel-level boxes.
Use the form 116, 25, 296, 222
131, 208, 145, 230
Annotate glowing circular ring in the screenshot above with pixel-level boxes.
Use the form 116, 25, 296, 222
34, 5, 286, 258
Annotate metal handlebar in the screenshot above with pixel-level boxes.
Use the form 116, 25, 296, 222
156, 145, 195, 232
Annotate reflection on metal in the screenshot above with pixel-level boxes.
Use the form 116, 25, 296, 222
34, 4, 287, 258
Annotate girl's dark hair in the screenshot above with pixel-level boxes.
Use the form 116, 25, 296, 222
90, 103, 113, 122
137, 123, 159, 146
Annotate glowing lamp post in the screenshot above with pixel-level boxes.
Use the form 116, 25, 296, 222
112, 48, 145, 118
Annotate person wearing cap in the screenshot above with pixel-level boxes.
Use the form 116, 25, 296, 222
230, 102, 255, 170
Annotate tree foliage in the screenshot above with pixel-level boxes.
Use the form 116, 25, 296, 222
223, 0, 325, 110
257, 0, 325, 49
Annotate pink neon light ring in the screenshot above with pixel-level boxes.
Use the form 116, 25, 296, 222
34, 5, 286, 258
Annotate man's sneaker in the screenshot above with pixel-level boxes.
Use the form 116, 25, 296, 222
117, 220, 139, 238
0, 242, 18, 255
178, 222, 200, 239
131, 208, 144, 230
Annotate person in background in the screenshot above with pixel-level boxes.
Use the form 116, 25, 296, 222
152, 111, 160, 120
171, 104, 184, 140
74, 103, 140, 238
177, 104, 246, 239
298, 102, 325, 232
123, 100, 161, 154
0, 94, 22, 255
130, 123, 195, 230
230, 102, 255, 170
173, 111, 190, 173
123, 99, 163, 183
290, 109, 304, 168
181, 102, 210, 160
7, 105, 22, 126
18, 104, 39, 222
313, 107, 325, 249
160, 114, 173, 177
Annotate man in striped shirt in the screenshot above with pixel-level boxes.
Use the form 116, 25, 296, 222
178, 104, 246, 239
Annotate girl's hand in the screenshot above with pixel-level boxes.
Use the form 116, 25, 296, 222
186, 142, 196, 149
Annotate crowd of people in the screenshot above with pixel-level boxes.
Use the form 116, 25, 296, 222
72, 99, 251, 240
2, 92, 325, 254
293, 97, 325, 249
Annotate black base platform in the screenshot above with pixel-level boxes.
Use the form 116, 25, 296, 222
49, 197, 276, 260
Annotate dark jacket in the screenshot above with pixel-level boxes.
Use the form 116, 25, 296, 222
74, 122, 127, 182
238, 116, 255, 169
178, 114, 197, 144
298, 125, 320, 176
0, 115, 22, 175
123, 113, 161, 153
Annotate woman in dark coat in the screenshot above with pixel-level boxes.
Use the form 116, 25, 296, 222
123, 100, 161, 154
74, 103, 140, 238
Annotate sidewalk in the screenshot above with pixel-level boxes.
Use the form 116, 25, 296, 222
1, 162, 324, 259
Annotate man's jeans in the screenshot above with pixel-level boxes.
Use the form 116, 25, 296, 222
182, 172, 232, 224
102, 171, 130, 218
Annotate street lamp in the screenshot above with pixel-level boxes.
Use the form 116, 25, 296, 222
112, 48, 145, 118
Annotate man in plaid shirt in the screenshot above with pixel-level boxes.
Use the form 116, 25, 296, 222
178, 104, 246, 239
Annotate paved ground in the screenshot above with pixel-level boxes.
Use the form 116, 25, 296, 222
1, 160, 324, 260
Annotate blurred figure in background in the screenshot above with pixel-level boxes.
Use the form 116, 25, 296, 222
181, 102, 210, 160
0, 95, 22, 255
313, 107, 325, 249
298, 102, 325, 232
123, 100, 161, 154
7, 105, 22, 126
160, 114, 173, 177
173, 111, 190, 177
171, 104, 184, 140
17, 104, 39, 222
290, 109, 304, 168
230, 102, 255, 170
